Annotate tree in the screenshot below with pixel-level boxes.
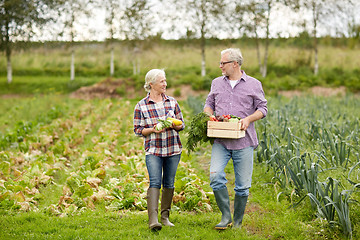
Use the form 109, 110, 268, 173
291, 0, 355, 75
234, 0, 283, 78
103, 0, 122, 77
169, 0, 225, 77
57, 0, 95, 80
120, 0, 153, 75
343, 1, 359, 48
0, 0, 62, 84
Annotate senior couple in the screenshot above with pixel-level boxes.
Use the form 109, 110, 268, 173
133, 48, 268, 231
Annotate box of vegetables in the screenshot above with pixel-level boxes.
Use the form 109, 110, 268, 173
207, 114, 245, 139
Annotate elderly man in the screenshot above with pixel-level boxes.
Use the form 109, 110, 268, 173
204, 48, 268, 229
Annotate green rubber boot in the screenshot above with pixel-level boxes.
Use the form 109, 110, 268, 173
213, 187, 232, 230
147, 188, 162, 231
161, 188, 175, 227
233, 195, 248, 228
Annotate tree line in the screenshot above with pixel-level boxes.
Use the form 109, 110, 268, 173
1, 0, 359, 84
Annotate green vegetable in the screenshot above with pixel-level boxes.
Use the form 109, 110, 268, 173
155, 122, 163, 131
229, 118, 239, 123
185, 112, 213, 153
155, 119, 173, 131
230, 114, 241, 120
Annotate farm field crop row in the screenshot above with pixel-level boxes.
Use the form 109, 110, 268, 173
1, 94, 359, 239
0, 96, 211, 215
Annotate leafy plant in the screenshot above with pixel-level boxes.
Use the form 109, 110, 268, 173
185, 112, 212, 153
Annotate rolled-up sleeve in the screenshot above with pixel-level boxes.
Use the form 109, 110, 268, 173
133, 104, 145, 136
254, 82, 267, 118
204, 83, 216, 111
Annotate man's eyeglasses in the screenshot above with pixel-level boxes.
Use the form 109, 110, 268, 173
219, 61, 234, 66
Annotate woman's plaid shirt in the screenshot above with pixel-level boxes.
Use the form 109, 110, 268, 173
133, 94, 184, 157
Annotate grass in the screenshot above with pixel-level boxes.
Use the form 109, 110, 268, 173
0, 76, 101, 95
0, 161, 348, 240
0, 211, 254, 240
2, 44, 360, 77
0, 81, 359, 239
0, 94, 86, 133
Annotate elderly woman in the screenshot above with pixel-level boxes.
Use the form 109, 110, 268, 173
133, 69, 185, 231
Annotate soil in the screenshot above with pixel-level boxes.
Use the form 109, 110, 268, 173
166, 85, 209, 101
69, 77, 137, 100
278, 86, 347, 98
70, 77, 208, 100
70, 77, 352, 100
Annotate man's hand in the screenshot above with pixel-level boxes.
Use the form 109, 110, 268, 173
240, 110, 264, 131
240, 118, 250, 131
204, 107, 214, 117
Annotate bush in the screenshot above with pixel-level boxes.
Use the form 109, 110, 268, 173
278, 75, 300, 90
191, 76, 211, 91
116, 86, 126, 96
345, 75, 360, 92
178, 73, 199, 85
173, 88, 181, 97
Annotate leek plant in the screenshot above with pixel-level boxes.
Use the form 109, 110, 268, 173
254, 96, 360, 238
323, 130, 351, 168
307, 178, 356, 239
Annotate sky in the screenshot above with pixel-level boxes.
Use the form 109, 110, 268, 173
32, 1, 360, 42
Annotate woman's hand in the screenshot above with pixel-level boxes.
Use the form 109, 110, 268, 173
171, 123, 183, 131
153, 126, 166, 134
142, 126, 164, 136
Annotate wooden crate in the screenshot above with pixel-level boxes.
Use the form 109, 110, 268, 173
207, 121, 245, 139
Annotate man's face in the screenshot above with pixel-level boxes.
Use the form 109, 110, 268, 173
219, 53, 234, 77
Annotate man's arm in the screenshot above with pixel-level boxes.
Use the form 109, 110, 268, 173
240, 110, 264, 131
204, 106, 214, 116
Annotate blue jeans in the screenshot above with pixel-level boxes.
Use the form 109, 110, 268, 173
146, 154, 181, 189
210, 143, 254, 196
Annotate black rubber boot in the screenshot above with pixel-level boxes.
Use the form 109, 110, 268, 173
161, 188, 175, 227
233, 195, 248, 228
213, 187, 232, 230
147, 188, 162, 231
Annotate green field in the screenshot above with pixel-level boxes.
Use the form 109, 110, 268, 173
0, 91, 359, 239
0, 41, 359, 239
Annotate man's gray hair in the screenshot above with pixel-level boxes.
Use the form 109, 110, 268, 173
144, 69, 166, 93
221, 48, 243, 66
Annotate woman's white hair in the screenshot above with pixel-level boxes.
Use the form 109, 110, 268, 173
144, 69, 166, 93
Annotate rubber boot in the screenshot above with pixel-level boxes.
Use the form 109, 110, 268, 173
160, 188, 175, 227
233, 195, 248, 228
147, 188, 162, 231
213, 187, 232, 230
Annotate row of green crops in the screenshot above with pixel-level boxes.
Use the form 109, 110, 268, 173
1, 94, 359, 238
255, 96, 360, 239
183, 94, 360, 239
0, 97, 212, 217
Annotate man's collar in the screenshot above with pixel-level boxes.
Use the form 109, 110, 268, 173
223, 70, 246, 82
